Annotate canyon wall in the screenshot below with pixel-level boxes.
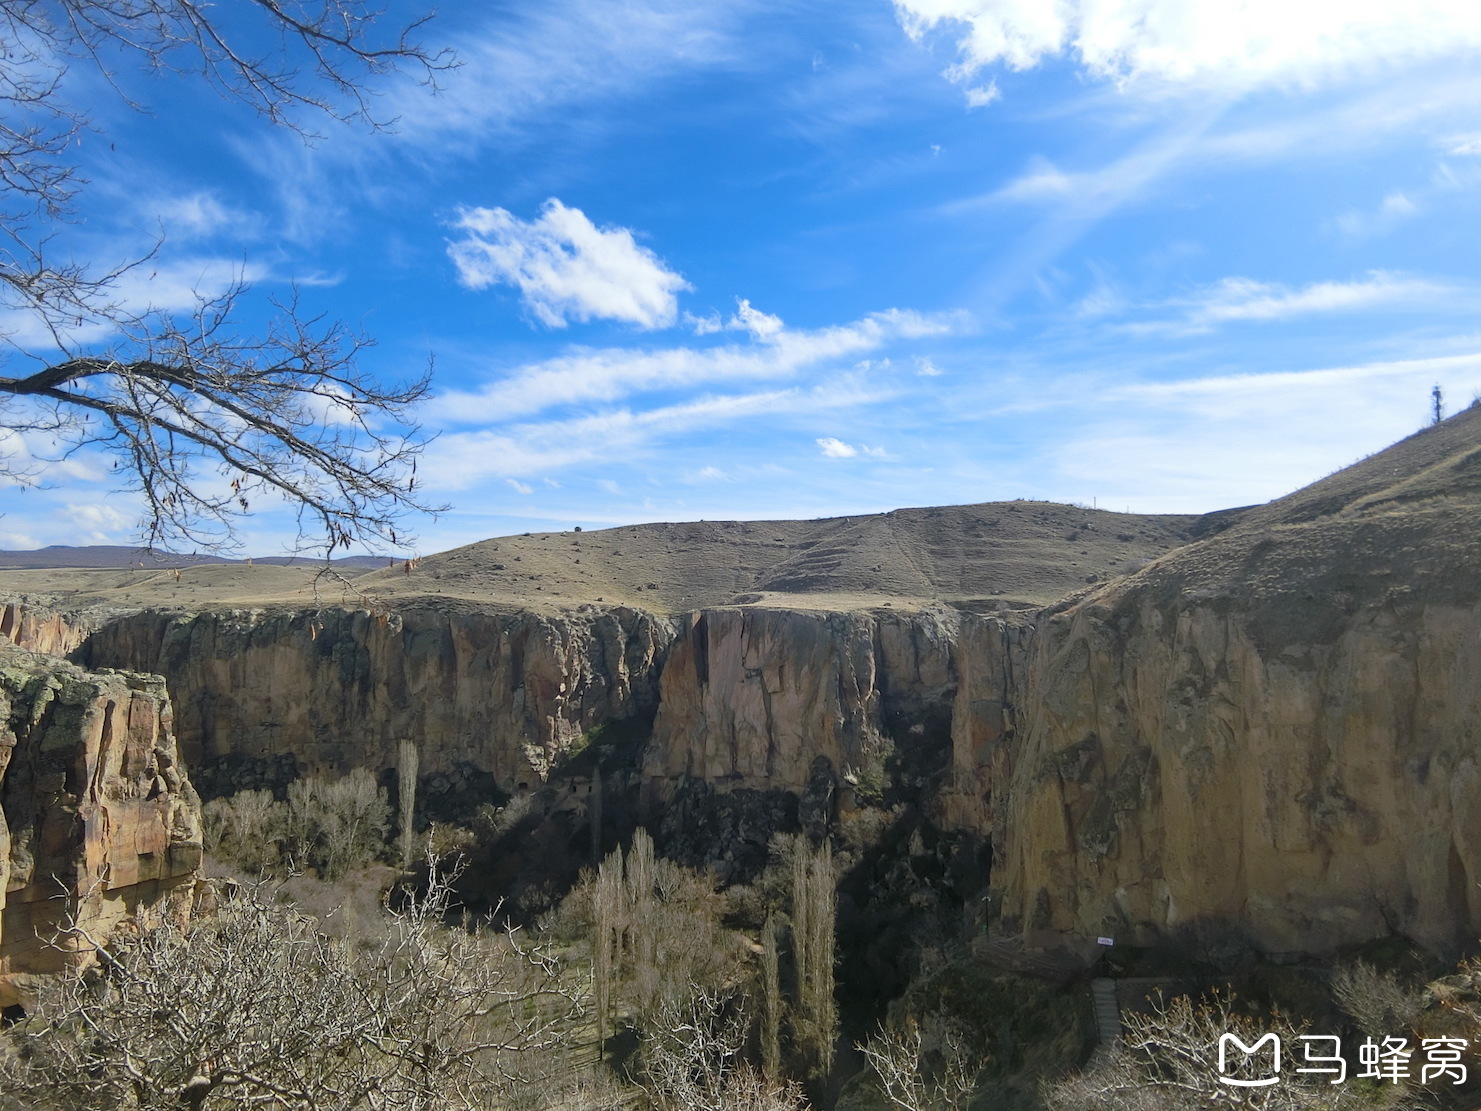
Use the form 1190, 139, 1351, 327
644, 606, 959, 794
20, 410, 1481, 962
0, 602, 94, 658
59, 561, 1481, 960
986, 494, 1481, 958
0, 645, 202, 1006
77, 603, 676, 790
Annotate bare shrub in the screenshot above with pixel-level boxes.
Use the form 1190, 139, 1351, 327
0, 863, 580, 1111
205, 770, 392, 881
1332, 961, 1425, 1039
1042, 990, 1418, 1111
201, 789, 284, 874
642, 988, 808, 1111
859, 1011, 984, 1111
284, 769, 391, 880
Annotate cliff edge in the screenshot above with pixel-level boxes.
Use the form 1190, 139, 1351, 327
0, 645, 203, 1006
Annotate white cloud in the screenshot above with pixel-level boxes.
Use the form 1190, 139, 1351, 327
0, 256, 274, 351
1447, 131, 1481, 155
686, 298, 786, 339
895, 0, 1481, 92
428, 307, 961, 424
963, 81, 1000, 108
1172, 272, 1449, 330
1334, 191, 1422, 239
1382, 192, 1418, 217
597, 478, 622, 494
421, 377, 892, 491
385, 2, 749, 153
146, 192, 254, 242
816, 437, 890, 459
64, 503, 133, 543
0, 529, 39, 549
914, 356, 944, 376
732, 299, 785, 340
448, 198, 691, 329
506, 479, 534, 494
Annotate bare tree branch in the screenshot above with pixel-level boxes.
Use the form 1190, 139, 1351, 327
0, 0, 456, 554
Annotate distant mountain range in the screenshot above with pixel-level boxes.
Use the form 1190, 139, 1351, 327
0, 545, 392, 571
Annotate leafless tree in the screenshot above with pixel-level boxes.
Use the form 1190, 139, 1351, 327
0, 0, 455, 553
1043, 990, 1419, 1111
642, 988, 809, 1111
790, 838, 837, 1078
858, 1013, 982, 1111
397, 737, 419, 871
760, 913, 782, 1080
0, 861, 584, 1110
1332, 962, 1425, 1040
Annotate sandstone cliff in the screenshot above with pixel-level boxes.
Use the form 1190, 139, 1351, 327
985, 408, 1481, 957
9, 413, 1481, 966
77, 603, 675, 792
643, 606, 959, 796
0, 645, 202, 1006
0, 602, 94, 658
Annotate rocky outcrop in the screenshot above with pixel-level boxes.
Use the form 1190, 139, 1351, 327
0, 602, 94, 657
643, 606, 958, 795
938, 613, 1032, 833
0, 645, 202, 1006
986, 407, 1481, 958
78, 603, 676, 793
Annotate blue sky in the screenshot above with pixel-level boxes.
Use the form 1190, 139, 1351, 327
7, 0, 1481, 554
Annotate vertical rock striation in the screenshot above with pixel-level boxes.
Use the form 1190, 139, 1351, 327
643, 606, 959, 794
0, 602, 94, 657
78, 604, 676, 791
986, 410, 1481, 957
0, 644, 202, 1006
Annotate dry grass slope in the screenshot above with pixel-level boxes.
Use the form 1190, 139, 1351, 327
0, 501, 1197, 616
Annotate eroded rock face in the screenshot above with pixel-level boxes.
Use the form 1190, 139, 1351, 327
0, 602, 94, 657
643, 606, 959, 795
78, 604, 676, 792
989, 515, 1481, 958
0, 644, 202, 1006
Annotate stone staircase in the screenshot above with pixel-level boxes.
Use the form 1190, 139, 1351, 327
1088, 978, 1123, 1067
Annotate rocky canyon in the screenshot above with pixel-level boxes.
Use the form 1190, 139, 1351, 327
4, 404, 1480, 1004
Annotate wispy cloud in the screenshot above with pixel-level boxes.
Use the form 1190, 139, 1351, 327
428, 307, 961, 424
421, 376, 893, 490
385, 1, 751, 153
144, 192, 258, 243
1136, 271, 1455, 334
448, 199, 690, 329
895, 0, 1481, 93
817, 437, 889, 459
686, 298, 785, 339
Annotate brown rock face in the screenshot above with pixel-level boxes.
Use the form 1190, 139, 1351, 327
644, 606, 958, 793
984, 411, 1481, 957
77, 604, 675, 789
0, 602, 93, 657
0, 645, 202, 1006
